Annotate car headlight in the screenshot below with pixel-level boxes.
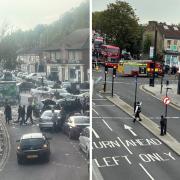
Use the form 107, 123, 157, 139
43, 144, 48, 149
17, 146, 21, 151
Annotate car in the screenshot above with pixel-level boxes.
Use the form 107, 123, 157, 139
84, 110, 90, 116
17, 82, 36, 92
63, 116, 89, 139
30, 86, 53, 95
61, 81, 71, 89
39, 110, 62, 131
79, 126, 90, 159
16, 133, 51, 164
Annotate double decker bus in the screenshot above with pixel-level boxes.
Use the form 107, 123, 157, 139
100, 45, 120, 68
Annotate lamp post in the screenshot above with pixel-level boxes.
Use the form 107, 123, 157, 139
165, 87, 172, 117
134, 76, 138, 112
177, 67, 180, 94
111, 66, 116, 97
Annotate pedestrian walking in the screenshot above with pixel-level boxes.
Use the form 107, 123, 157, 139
17, 105, 22, 123
4, 104, 12, 124
25, 104, 33, 124
52, 109, 58, 132
160, 115, 167, 136
20, 105, 26, 125
133, 102, 142, 123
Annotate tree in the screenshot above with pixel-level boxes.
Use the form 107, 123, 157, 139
92, 0, 141, 55
143, 34, 152, 54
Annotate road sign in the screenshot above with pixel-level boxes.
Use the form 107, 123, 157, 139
163, 97, 170, 105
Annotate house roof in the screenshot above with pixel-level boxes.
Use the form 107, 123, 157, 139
158, 23, 180, 39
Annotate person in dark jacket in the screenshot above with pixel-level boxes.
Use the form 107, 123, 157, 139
160, 115, 167, 135
4, 104, 12, 124
25, 104, 33, 124
133, 102, 142, 122
17, 105, 22, 123
20, 105, 26, 125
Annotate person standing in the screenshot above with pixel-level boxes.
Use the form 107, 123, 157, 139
17, 105, 22, 123
160, 115, 167, 135
25, 104, 33, 124
20, 105, 26, 125
4, 104, 12, 124
133, 102, 142, 122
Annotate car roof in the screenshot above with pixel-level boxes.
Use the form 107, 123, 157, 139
21, 133, 44, 140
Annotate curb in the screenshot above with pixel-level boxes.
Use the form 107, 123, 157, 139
140, 85, 180, 110
0, 113, 11, 171
106, 94, 180, 156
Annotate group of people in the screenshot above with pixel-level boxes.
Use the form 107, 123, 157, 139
17, 104, 33, 125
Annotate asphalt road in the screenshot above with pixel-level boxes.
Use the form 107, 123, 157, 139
0, 105, 89, 180
92, 92, 180, 180
93, 68, 180, 142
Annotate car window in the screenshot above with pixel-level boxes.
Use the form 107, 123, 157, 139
20, 138, 45, 148
74, 117, 89, 124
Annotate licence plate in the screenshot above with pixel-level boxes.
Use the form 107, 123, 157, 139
27, 155, 38, 159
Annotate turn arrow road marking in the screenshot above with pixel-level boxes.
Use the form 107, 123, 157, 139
124, 124, 137, 136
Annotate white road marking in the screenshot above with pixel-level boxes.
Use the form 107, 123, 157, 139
117, 137, 133, 155
102, 119, 113, 131
124, 124, 137, 136
92, 128, 100, 139
94, 105, 115, 107
92, 108, 99, 116
139, 163, 155, 180
92, 102, 96, 106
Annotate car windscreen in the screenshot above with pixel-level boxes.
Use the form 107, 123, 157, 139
74, 117, 89, 124
20, 138, 45, 149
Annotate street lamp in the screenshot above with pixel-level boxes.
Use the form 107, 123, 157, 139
165, 87, 172, 117
111, 66, 116, 97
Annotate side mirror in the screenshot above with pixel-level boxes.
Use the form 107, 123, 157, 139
46, 137, 52, 140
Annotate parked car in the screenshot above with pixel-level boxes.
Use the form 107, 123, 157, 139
31, 86, 53, 95
79, 126, 90, 158
17, 82, 36, 92
39, 110, 62, 131
61, 81, 71, 89
63, 116, 89, 139
16, 133, 51, 164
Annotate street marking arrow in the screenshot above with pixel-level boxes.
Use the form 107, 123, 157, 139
124, 124, 137, 136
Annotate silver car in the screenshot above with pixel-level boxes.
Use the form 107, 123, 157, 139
39, 110, 61, 131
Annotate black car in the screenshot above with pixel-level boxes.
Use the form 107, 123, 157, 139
16, 133, 51, 164
63, 116, 89, 139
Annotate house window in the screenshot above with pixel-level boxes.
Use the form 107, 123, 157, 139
167, 40, 171, 49
174, 40, 177, 45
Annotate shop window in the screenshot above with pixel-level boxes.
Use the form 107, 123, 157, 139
70, 69, 76, 79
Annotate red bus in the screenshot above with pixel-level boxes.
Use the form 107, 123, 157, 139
100, 45, 120, 68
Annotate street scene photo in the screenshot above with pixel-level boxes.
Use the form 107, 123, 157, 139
92, 0, 180, 180
0, 0, 89, 180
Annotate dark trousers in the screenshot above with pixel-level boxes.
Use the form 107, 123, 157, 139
133, 112, 141, 122
25, 114, 33, 124
5, 116, 10, 124
17, 114, 21, 122
20, 116, 25, 125
160, 123, 166, 135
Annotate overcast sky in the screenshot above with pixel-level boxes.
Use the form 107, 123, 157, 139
92, 0, 180, 25
0, 0, 85, 30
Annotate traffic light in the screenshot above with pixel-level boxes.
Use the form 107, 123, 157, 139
105, 66, 108, 74
113, 66, 116, 77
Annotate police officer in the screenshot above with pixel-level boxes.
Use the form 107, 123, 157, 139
20, 105, 26, 125
4, 104, 12, 124
133, 102, 142, 122
17, 105, 22, 123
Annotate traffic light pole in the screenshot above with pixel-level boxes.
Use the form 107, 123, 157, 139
134, 76, 137, 112
104, 72, 107, 92
165, 87, 172, 117
112, 75, 114, 97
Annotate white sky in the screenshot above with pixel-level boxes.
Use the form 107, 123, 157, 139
92, 0, 180, 25
0, 0, 85, 30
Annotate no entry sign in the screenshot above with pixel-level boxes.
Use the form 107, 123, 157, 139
163, 97, 170, 105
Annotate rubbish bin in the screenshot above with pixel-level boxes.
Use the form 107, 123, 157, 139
149, 78, 154, 87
